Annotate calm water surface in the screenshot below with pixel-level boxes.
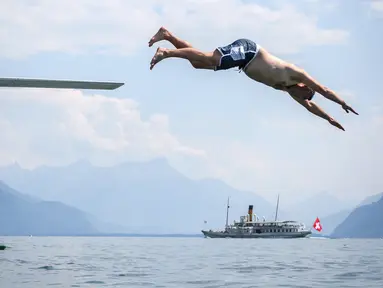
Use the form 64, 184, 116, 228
1, 237, 383, 287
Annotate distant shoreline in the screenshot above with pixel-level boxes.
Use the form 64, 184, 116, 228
1, 233, 329, 238
0, 233, 204, 238
2, 234, 382, 239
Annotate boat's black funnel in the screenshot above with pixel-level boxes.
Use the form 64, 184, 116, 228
248, 205, 253, 222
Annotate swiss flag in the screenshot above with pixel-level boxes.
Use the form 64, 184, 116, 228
313, 217, 322, 232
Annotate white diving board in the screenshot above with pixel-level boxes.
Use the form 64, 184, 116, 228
0, 78, 124, 90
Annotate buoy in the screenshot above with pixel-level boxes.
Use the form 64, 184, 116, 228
0, 245, 6, 250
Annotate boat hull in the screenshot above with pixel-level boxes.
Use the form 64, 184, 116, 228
201, 230, 312, 239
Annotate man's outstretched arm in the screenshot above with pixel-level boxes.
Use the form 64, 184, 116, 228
290, 95, 345, 131
292, 68, 359, 115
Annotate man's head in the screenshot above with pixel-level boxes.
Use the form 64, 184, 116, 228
286, 83, 315, 101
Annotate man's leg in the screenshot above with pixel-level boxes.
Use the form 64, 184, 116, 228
149, 27, 193, 49
290, 94, 345, 131
292, 69, 358, 115
150, 47, 221, 70
148, 27, 216, 70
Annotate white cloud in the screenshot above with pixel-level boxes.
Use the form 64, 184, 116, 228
0, 0, 349, 59
0, 89, 205, 169
370, 0, 383, 12
169, 95, 383, 204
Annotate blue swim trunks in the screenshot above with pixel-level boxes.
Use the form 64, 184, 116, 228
215, 39, 260, 71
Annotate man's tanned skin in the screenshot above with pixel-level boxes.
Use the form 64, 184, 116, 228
149, 27, 358, 131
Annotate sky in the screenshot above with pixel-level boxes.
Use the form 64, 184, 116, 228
0, 0, 382, 205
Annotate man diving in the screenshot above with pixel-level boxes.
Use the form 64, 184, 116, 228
149, 27, 358, 131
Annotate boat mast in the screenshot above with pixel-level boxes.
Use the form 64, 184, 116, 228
274, 194, 280, 221
225, 196, 230, 230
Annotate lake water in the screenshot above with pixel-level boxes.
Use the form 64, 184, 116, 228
1, 237, 383, 287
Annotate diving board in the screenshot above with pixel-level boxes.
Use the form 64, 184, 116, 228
0, 78, 124, 90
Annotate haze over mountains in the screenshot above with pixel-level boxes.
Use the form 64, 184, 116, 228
283, 192, 354, 235
318, 191, 383, 236
331, 195, 383, 238
0, 181, 97, 236
0, 158, 381, 236
0, 159, 278, 234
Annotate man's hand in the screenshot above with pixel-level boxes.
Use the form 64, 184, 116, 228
342, 103, 359, 115
323, 89, 359, 115
328, 117, 345, 131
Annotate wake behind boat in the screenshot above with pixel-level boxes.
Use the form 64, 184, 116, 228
202, 196, 312, 239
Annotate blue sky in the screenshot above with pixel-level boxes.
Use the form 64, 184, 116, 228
0, 0, 382, 205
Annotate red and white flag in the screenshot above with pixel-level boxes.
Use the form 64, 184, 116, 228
313, 217, 322, 232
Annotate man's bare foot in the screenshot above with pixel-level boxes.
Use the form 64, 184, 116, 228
328, 117, 345, 131
150, 47, 167, 70
149, 27, 169, 47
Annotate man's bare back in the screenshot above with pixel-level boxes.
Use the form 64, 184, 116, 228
244, 49, 301, 88
149, 27, 358, 131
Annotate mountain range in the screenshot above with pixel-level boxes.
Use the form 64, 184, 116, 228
282, 191, 354, 235
331, 195, 383, 238
0, 181, 97, 236
0, 159, 278, 234
321, 192, 383, 236
0, 158, 381, 237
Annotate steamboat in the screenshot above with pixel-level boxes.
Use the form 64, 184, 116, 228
202, 196, 312, 239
